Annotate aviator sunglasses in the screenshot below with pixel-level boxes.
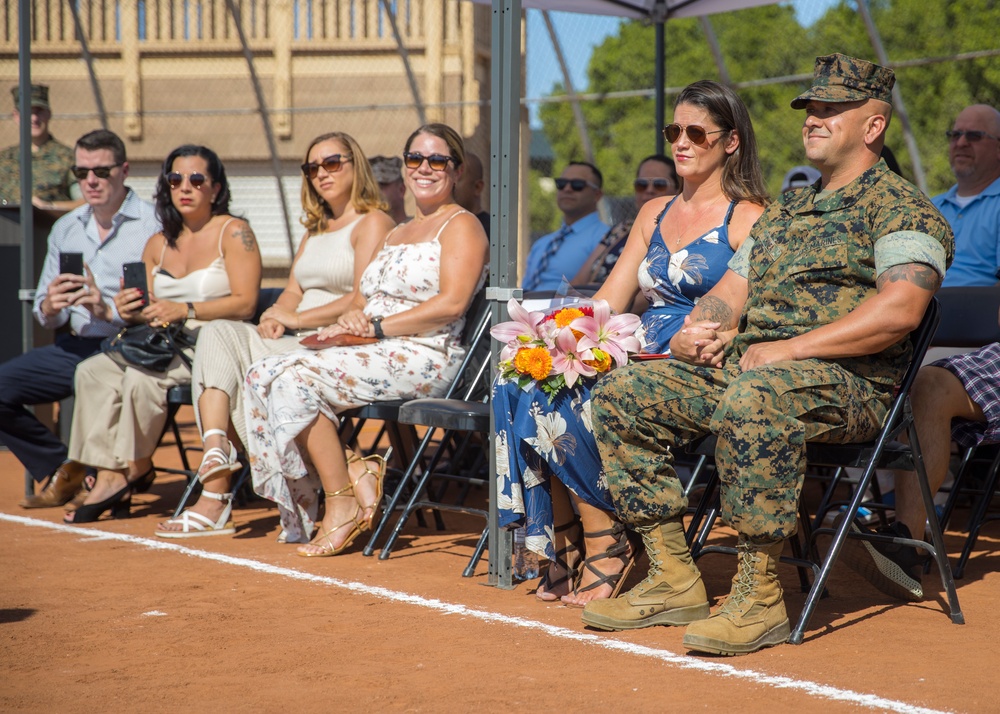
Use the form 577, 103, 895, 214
300, 154, 353, 179
554, 178, 599, 192
403, 152, 455, 171
945, 130, 1000, 143
633, 178, 674, 192
663, 123, 728, 146
71, 164, 121, 180
166, 172, 209, 189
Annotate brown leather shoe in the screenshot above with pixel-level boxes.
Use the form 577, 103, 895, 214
20, 461, 87, 509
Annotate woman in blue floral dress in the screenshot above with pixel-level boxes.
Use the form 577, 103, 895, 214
494, 80, 770, 605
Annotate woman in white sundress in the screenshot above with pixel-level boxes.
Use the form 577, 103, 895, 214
243, 123, 489, 553
155, 132, 394, 539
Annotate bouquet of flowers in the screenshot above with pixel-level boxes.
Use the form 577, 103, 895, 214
491, 298, 642, 402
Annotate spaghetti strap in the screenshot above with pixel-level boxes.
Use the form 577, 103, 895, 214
433, 208, 471, 242
154, 236, 169, 271
655, 195, 679, 225
217, 217, 237, 257
381, 223, 404, 250
723, 200, 737, 226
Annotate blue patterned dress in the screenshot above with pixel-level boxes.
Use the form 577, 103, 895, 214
493, 200, 738, 559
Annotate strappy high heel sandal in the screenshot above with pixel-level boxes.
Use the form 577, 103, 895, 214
130, 466, 157, 494
197, 428, 241, 482
297, 485, 367, 557
65, 479, 133, 524
156, 490, 235, 538
564, 521, 637, 608
536, 519, 584, 602
346, 449, 391, 530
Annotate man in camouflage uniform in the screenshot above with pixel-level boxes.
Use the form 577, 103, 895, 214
0, 84, 81, 213
581, 54, 954, 656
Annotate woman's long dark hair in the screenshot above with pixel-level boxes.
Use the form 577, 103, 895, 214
153, 145, 233, 245
675, 80, 770, 206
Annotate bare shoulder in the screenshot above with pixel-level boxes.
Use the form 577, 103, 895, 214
142, 232, 166, 259
222, 217, 259, 253
633, 196, 672, 239
440, 209, 488, 247
728, 201, 766, 248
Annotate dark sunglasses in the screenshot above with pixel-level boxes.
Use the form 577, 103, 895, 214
663, 123, 728, 146
300, 154, 353, 179
633, 178, 674, 192
71, 164, 120, 180
403, 152, 455, 171
166, 172, 208, 189
945, 129, 1000, 143
554, 178, 599, 192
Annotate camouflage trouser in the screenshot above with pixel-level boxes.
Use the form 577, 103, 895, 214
591, 357, 891, 540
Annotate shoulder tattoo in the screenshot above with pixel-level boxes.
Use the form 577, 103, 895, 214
694, 295, 735, 329
232, 224, 258, 253
876, 263, 940, 292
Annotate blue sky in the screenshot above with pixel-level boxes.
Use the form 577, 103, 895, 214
525, 0, 841, 126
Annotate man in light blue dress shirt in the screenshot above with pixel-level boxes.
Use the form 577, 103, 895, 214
934, 104, 1000, 287
6, 129, 160, 507
522, 161, 609, 291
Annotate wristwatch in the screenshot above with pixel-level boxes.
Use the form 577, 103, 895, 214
186, 302, 197, 320
370, 316, 385, 339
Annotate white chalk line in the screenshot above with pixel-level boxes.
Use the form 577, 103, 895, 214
1, 512, 954, 714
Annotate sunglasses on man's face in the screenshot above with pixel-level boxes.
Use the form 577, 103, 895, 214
403, 152, 455, 171
946, 130, 1000, 143
71, 164, 120, 180
166, 172, 208, 189
633, 178, 674, 192
554, 178, 599, 192
663, 123, 728, 146
300, 154, 353, 179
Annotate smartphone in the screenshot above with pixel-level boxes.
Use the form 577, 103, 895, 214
59, 252, 84, 276
122, 262, 149, 308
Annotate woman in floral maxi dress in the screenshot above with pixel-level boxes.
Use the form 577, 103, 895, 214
493, 80, 770, 606
244, 124, 488, 552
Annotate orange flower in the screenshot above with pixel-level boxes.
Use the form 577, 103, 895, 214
514, 346, 552, 380
553, 307, 585, 328
585, 348, 613, 373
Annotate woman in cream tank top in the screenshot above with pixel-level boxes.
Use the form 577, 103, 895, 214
65, 145, 262, 526
156, 131, 394, 539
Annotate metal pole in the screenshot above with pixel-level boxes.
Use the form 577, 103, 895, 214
541, 11, 595, 164
66, 0, 109, 129
487, 0, 521, 589
378, 0, 428, 126
18, 0, 33, 357
225, 0, 296, 260
655, 21, 665, 154
699, 17, 731, 86
858, 0, 927, 193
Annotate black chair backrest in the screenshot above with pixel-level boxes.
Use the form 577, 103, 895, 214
252, 287, 284, 324
933, 286, 1000, 347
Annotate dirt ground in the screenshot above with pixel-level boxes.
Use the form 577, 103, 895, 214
1, 408, 996, 713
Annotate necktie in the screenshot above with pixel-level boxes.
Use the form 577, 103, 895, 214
525, 224, 572, 291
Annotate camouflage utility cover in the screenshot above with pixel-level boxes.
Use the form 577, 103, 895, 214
791, 53, 895, 109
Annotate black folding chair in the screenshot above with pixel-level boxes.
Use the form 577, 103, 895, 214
682, 299, 964, 644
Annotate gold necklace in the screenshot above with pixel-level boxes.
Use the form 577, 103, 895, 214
670, 194, 724, 248
414, 203, 455, 222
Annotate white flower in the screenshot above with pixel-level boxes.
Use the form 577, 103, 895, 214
523, 464, 544, 489
527, 411, 568, 460
494, 431, 510, 479
668, 249, 691, 287
702, 229, 720, 244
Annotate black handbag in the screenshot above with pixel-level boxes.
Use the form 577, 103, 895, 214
101, 323, 195, 373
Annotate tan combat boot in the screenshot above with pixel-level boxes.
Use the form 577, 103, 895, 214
581, 518, 709, 631
682, 537, 790, 655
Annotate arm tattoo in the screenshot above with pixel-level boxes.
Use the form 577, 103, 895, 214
693, 295, 736, 329
233, 226, 258, 252
876, 263, 940, 292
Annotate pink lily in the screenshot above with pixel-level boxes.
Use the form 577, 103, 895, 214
550, 327, 596, 389
490, 298, 546, 361
574, 299, 642, 367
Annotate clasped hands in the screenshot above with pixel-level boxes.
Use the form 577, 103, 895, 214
313, 308, 373, 342
672, 315, 796, 371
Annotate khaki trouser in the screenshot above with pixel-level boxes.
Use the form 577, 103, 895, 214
190, 320, 301, 447
68, 349, 193, 472
591, 357, 890, 541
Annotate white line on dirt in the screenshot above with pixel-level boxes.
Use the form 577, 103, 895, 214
2, 513, 953, 714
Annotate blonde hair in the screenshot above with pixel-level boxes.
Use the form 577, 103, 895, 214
300, 132, 388, 235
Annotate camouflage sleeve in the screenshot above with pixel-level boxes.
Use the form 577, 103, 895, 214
727, 235, 754, 278
874, 230, 948, 278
